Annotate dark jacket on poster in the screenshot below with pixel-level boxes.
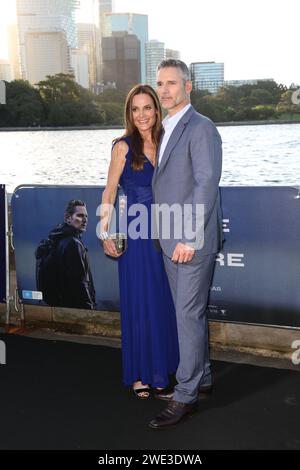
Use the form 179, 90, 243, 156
49, 223, 96, 309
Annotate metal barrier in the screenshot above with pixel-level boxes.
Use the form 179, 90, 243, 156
0, 185, 10, 327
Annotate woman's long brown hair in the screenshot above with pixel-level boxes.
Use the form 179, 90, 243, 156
122, 84, 162, 171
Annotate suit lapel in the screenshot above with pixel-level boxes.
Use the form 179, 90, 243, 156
156, 105, 194, 177
156, 129, 164, 169
152, 128, 164, 185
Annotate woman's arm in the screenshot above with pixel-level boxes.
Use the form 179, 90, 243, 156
100, 140, 128, 257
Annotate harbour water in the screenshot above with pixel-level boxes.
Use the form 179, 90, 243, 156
1, 123, 299, 193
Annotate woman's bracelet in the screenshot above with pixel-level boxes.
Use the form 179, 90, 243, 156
99, 231, 109, 241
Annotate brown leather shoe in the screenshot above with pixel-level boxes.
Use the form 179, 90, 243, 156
149, 400, 198, 429
154, 384, 213, 401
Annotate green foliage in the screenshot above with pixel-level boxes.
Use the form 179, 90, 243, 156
37, 73, 92, 104
96, 88, 126, 104
192, 93, 228, 122
256, 80, 287, 103
251, 105, 277, 120
0, 74, 298, 127
249, 89, 274, 105
215, 86, 244, 107
0, 79, 45, 126
277, 113, 300, 121
275, 90, 300, 116
191, 80, 296, 122
47, 101, 104, 126
100, 102, 124, 126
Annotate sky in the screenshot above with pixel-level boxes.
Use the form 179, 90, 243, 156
0, 0, 299, 86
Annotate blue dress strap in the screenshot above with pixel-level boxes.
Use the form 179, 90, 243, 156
112, 135, 131, 161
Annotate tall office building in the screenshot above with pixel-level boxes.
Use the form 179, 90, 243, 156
190, 62, 224, 94
77, 23, 98, 88
145, 40, 165, 89
25, 31, 70, 85
103, 13, 148, 83
16, 0, 79, 84
98, 0, 114, 34
102, 32, 141, 91
0, 61, 12, 82
96, 0, 114, 81
74, 50, 89, 89
165, 49, 180, 60
7, 24, 21, 80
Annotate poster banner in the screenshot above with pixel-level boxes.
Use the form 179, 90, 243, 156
0, 185, 6, 303
11, 185, 300, 327
208, 186, 300, 326
11, 185, 121, 311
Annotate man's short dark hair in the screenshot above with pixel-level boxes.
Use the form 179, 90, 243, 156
64, 199, 86, 220
157, 59, 191, 81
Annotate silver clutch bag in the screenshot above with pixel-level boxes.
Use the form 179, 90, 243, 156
109, 233, 127, 254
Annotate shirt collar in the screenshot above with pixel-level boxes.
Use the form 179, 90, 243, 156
162, 103, 191, 129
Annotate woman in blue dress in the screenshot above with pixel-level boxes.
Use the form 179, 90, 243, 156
100, 84, 179, 399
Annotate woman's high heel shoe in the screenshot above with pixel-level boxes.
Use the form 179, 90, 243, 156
132, 385, 151, 400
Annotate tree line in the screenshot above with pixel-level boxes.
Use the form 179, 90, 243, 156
0, 73, 299, 127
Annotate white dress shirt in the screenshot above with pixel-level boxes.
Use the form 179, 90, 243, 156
158, 103, 191, 166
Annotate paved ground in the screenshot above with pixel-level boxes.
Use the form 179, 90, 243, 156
0, 331, 300, 450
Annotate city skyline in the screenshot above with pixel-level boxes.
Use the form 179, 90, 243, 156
0, 0, 299, 86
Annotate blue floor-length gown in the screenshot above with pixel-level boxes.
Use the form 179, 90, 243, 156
117, 135, 179, 388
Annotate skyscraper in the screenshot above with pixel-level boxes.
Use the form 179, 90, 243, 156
165, 49, 180, 60
190, 62, 224, 94
16, 0, 79, 84
98, 0, 114, 35
103, 13, 148, 83
97, 0, 114, 81
74, 49, 90, 89
145, 40, 165, 89
0, 61, 12, 82
7, 25, 21, 80
102, 32, 141, 91
77, 23, 98, 88
26, 32, 70, 85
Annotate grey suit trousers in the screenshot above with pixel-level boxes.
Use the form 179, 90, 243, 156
163, 252, 216, 404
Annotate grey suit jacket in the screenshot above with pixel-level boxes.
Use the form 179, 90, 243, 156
152, 105, 223, 258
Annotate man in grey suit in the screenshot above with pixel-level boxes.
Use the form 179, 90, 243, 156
150, 59, 223, 429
